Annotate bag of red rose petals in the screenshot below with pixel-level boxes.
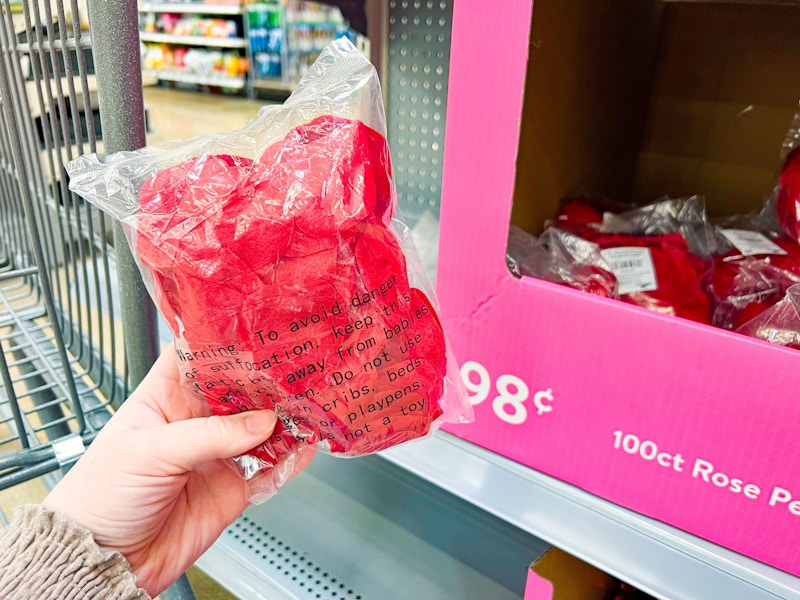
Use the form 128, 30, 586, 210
66, 39, 472, 502
582, 230, 712, 324
704, 228, 800, 329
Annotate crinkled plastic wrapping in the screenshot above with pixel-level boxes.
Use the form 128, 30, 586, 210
66, 39, 473, 502
780, 102, 800, 162
776, 145, 800, 243
601, 196, 724, 260
704, 232, 800, 330
736, 284, 800, 350
509, 198, 712, 322
506, 226, 617, 297
775, 103, 800, 242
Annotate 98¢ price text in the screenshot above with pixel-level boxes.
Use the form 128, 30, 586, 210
460, 360, 554, 425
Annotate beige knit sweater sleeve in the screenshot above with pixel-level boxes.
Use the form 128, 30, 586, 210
0, 504, 150, 599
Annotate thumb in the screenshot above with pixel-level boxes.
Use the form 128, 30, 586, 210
150, 410, 278, 473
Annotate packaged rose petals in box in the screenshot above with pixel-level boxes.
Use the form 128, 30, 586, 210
67, 39, 472, 502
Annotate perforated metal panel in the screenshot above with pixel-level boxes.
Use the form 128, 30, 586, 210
226, 516, 363, 600
387, 0, 452, 228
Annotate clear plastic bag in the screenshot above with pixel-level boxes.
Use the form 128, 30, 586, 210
599, 195, 723, 259
67, 39, 472, 502
704, 209, 800, 329
506, 225, 617, 297
736, 283, 800, 350
775, 102, 800, 242
776, 146, 800, 243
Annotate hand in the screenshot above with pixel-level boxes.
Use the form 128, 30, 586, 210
42, 345, 313, 597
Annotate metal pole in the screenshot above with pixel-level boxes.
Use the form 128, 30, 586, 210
80, 4, 194, 598
84, 0, 159, 388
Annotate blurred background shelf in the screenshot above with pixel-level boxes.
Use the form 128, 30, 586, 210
143, 68, 245, 88
139, 32, 247, 47
138, 3, 243, 16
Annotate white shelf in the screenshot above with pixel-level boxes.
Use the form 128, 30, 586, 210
139, 31, 246, 48
138, 3, 242, 15
198, 451, 549, 600
381, 432, 800, 600
144, 68, 245, 88
198, 431, 800, 600
251, 78, 293, 93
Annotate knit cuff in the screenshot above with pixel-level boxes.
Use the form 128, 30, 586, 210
0, 504, 149, 600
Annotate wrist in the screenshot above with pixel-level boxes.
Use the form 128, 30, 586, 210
0, 504, 148, 599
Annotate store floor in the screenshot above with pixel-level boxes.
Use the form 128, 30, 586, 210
144, 85, 273, 145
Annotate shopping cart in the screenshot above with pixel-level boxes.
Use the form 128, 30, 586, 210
0, 0, 193, 597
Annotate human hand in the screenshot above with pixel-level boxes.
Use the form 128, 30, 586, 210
42, 346, 313, 597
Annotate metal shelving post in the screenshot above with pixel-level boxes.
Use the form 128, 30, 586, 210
86, 0, 159, 386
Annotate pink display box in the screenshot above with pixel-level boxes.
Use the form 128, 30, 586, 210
438, 0, 800, 578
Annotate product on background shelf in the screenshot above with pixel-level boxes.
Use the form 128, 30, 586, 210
67, 39, 472, 502
155, 14, 239, 37
736, 283, 800, 349
184, 47, 224, 73
142, 44, 166, 70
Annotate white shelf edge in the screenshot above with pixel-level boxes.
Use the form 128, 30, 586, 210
144, 69, 245, 88
138, 3, 242, 15
251, 79, 293, 92
380, 432, 800, 600
139, 32, 246, 48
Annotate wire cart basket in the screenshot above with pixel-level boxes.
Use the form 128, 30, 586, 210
0, 0, 194, 595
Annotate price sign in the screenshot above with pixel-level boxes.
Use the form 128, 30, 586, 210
460, 360, 554, 425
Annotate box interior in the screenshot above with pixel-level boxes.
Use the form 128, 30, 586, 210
527, 547, 618, 600
511, 0, 800, 235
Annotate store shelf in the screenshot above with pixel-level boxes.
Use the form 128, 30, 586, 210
139, 31, 246, 48
144, 68, 245, 88
197, 450, 549, 600
380, 432, 800, 600
251, 78, 293, 93
138, 3, 242, 15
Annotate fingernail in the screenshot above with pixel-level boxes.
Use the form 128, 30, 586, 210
244, 410, 277, 435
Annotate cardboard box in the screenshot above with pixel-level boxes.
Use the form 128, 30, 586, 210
524, 548, 617, 600
439, 0, 800, 578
